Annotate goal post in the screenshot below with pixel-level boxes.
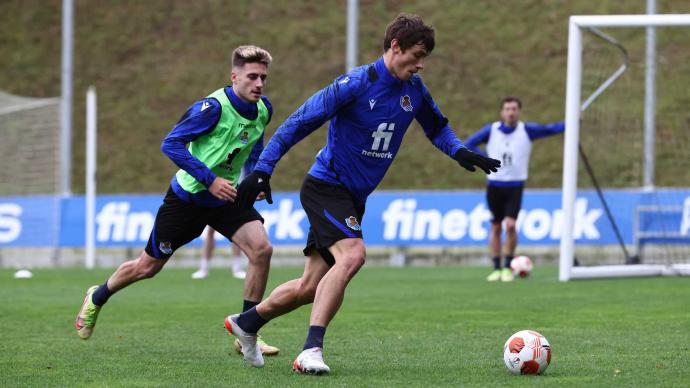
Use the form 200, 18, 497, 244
0, 91, 62, 266
560, 14, 690, 281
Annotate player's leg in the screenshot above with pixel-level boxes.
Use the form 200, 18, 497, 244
212, 205, 275, 359
500, 217, 517, 282
75, 251, 167, 339
226, 219, 278, 355
291, 176, 366, 374
192, 226, 215, 279
225, 251, 329, 367
501, 186, 523, 282
75, 187, 208, 339
229, 220, 272, 306
504, 217, 518, 261
486, 185, 504, 281
308, 238, 364, 327
254, 250, 330, 319
291, 238, 365, 375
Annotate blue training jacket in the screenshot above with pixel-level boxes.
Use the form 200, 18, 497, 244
255, 57, 465, 204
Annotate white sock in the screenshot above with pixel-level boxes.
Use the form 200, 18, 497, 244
232, 256, 243, 272
199, 258, 209, 272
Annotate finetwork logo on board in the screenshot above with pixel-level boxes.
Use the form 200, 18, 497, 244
94, 199, 308, 243
380, 198, 604, 242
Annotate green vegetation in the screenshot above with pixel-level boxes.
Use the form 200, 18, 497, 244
1, 267, 689, 386
1, 1, 689, 193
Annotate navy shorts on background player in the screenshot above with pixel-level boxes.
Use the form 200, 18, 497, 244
300, 175, 365, 266
145, 187, 263, 260
486, 185, 523, 222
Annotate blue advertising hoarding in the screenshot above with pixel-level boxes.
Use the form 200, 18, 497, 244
1, 189, 689, 248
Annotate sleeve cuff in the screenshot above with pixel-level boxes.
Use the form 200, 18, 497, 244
253, 162, 274, 177
202, 171, 217, 188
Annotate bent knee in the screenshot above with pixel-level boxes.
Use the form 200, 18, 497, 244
341, 250, 366, 277
248, 241, 273, 264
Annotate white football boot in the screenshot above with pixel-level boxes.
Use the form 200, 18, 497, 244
191, 269, 208, 279
292, 347, 330, 375
224, 314, 264, 367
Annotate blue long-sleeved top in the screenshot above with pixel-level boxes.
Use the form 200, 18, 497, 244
254, 57, 464, 204
160, 87, 271, 198
465, 121, 565, 157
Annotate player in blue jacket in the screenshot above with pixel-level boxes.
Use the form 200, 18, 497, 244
465, 97, 564, 282
74, 46, 279, 356
225, 14, 500, 374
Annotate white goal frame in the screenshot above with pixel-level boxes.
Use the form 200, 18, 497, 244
560, 14, 690, 281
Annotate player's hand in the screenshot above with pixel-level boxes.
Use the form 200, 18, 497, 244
454, 148, 501, 174
209, 177, 237, 202
237, 171, 273, 209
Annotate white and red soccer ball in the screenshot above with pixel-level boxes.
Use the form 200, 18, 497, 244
510, 255, 533, 278
503, 330, 552, 375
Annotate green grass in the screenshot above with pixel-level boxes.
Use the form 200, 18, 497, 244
2, 1, 690, 194
1, 266, 688, 387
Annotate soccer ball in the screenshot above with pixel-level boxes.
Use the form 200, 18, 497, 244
503, 330, 551, 375
510, 255, 533, 278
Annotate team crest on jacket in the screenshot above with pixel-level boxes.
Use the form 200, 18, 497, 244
240, 131, 249, 144
400, 95, 413, 112
159, 241, 173, 255
345, 216, 361, 231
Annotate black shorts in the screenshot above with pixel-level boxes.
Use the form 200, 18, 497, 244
144, 187, 263, 260
300, 175, 364, 267
486, 185, 524, 222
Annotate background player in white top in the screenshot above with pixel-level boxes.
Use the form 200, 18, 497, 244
465, 97, 564, 282
191, 226, 247, 280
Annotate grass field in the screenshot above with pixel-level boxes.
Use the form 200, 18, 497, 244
1, 266, 688, 387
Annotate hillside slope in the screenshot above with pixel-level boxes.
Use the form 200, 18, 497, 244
1, 0, 688, 193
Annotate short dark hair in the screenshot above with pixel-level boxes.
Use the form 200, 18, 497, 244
383, 14, 435, 53
501, 96, 522, 109
232, 45, 272, 68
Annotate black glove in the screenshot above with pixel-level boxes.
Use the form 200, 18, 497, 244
237, 171, 273, 209
454, 148, 501, 174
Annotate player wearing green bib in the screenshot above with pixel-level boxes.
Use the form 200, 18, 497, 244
75, 45, 279, 360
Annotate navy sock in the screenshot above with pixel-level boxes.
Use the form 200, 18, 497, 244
504, 255, 514, 268
492, 256, 501, 270
243, 299, 259, 313
303, 325, 327, 350
236, 306, 268, 334
91, 281, 112, 307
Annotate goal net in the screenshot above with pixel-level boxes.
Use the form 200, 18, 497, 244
560, 15, 690, 280
0, 91, 62, 265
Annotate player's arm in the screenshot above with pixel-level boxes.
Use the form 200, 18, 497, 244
161, 98, 235, 201
525, 121, 565, 141
415, 81, 500, 174
464, 124, 492, 157
238, 74, 364, 208
253, 74, 363, 176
